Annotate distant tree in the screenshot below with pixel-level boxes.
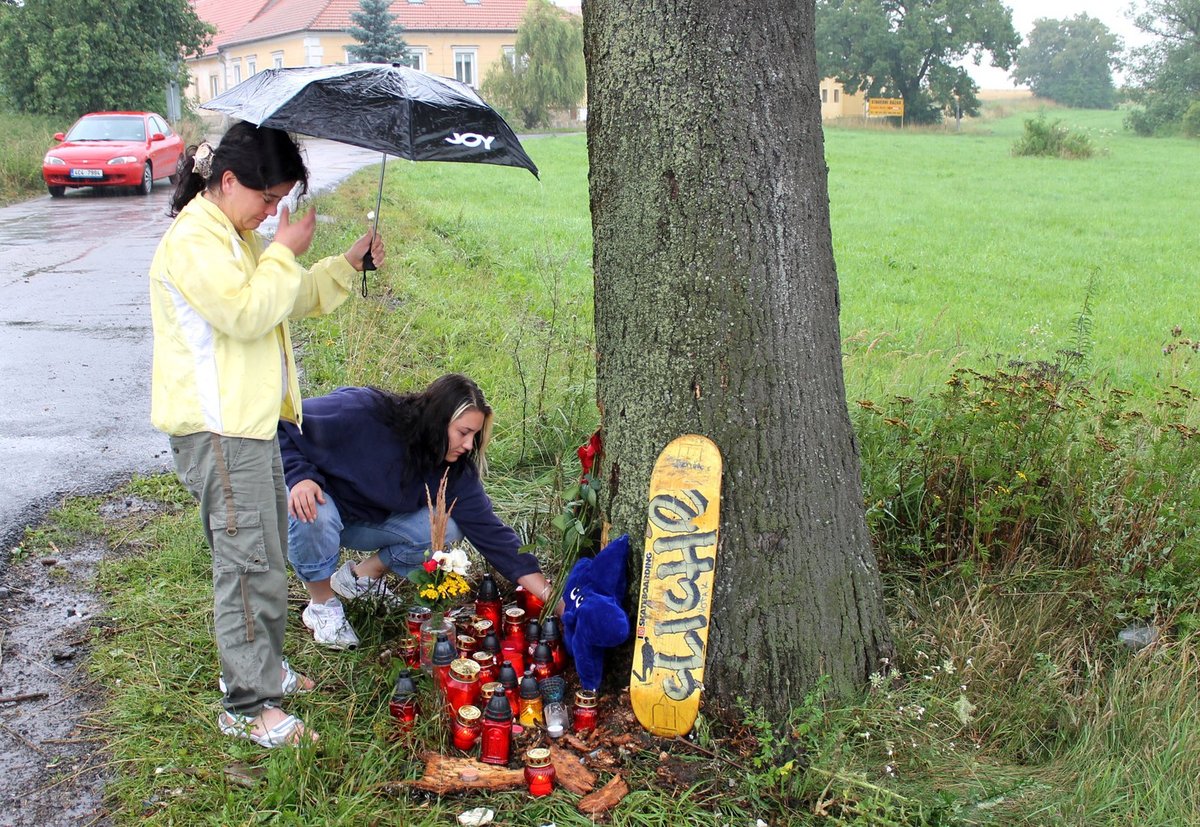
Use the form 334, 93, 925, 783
1125, 0, 1200, 134
816, 0, 1021, 124
346, 0, 408, 64
1014, 15, 1123, 108
0, 0, 211, 117
482, 0, 584, 129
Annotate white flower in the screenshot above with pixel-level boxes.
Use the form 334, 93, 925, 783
433, 548, 470, 576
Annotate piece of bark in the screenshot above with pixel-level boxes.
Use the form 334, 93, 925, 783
548, 743, 597, 795
562, 733, 590, 752
400, 752, 524, 794
577, 774, 629, 816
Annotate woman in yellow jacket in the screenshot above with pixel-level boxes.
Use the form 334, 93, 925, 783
149, 121, 385, 748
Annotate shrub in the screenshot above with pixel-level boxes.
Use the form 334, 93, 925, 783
855, 360, 1200, 617
1012, 114, 1096, 158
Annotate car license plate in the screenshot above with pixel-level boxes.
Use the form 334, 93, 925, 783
69, 169, 103, 179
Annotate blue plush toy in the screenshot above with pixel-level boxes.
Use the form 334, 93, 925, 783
561, 534, 631, 691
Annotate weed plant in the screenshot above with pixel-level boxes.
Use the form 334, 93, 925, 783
1011, 115, 1096, 159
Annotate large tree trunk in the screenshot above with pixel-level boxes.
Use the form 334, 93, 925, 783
583, 0, 891, 716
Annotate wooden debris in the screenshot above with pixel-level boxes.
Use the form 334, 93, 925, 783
0, 692, 49, 704
577, 774, 629, 816
399, 752, 524, 794
562, 733, 590, 752
548, 743, 596, 795
608, 733, 641, 750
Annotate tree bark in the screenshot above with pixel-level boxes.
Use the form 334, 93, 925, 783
583, 0, 892, 716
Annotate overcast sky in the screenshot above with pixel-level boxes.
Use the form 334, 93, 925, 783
965, 0, 1150, 88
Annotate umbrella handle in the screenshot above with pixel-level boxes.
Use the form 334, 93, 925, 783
359, 154, 387, 297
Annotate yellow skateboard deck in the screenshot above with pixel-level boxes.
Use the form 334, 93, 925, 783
630, 434, 722, 737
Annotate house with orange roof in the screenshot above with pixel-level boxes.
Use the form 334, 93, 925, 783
187, 0, 530, 107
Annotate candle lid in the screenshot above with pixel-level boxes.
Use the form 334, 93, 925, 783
504, 606, 526, 624
457, 704, 482, 724
574, 689, 598, 708
481, 681, 503, 699
450, 658, 481, 681
471, 650, 496, 666
525, 747, 551, 767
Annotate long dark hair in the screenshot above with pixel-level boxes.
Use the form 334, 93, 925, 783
370, 374, 495, 481
170, 121, 310, 216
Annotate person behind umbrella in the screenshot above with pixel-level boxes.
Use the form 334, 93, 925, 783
148, 121, 386, 748
279, 375, 559, 649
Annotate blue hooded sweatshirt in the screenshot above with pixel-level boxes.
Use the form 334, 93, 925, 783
278, 386, 539, 584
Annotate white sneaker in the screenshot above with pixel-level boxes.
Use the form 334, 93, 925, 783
330, 560, 400, 607
302, 598, 360, 650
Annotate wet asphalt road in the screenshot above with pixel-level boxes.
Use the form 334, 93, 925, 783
0, 139, 382, 551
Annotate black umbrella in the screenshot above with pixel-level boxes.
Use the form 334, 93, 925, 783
201, 63, 538, 276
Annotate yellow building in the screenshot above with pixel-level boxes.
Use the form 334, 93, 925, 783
819, 77, 867, 121
188, 0, 529, 106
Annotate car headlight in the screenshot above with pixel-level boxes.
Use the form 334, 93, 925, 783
44, 155, 66, 165
108, 156, 138, 165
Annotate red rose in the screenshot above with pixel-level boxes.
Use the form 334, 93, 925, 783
577, 431, 602, 477
422, 559, 438, 574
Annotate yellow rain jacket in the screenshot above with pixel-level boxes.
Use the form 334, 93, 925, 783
149, 194, 355, 439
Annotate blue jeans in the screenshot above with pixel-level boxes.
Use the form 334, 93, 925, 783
286, 491, 463, 582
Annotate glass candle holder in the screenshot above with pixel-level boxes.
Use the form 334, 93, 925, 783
406, 605, 431, 638
445, 658, 482, 718
544, 701, 568, 738
451, 704, 482, 753
572, 689, 598, 734
475, 572, 502, 628
517, 672, 544, 727
397, 636, 420, 669
480, 690, 513, 765
471, 650, 498, 687
524, 747, 556, 796
389, 669, 418, 729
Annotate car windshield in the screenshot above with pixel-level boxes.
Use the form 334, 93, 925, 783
66, 116, 146, 142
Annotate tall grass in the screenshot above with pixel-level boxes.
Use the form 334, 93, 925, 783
0, 111, 61, 203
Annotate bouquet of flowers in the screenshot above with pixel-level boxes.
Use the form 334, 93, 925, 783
407, 470, 470, 618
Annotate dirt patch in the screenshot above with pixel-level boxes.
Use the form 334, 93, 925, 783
0, 497, 176, 827
0, 539, 108, 826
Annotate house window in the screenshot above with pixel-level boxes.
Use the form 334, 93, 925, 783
272, 51, 284, 69
396, 49, 426, 71
232, 59, 242, 85
454, 48, 478, 87
304, 37, 324, 67
247, 56, 257, 75
465, 0, 481, 4
833, 89, 840, 103
503, 46, 516, 69
209, 74, 220, 99
821, 88, 828, 103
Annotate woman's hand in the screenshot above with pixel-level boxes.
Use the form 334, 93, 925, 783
288, 479, 325, 522
274, 205, 316, 257
345, 230, 386, 272
518, 573, 565, 617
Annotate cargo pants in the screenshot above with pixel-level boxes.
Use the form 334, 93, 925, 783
170, 432, 289, 717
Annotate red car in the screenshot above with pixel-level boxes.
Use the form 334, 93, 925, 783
42, 111, 184, 198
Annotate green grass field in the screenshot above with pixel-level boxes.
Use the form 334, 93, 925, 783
16, 104, 1200, 825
